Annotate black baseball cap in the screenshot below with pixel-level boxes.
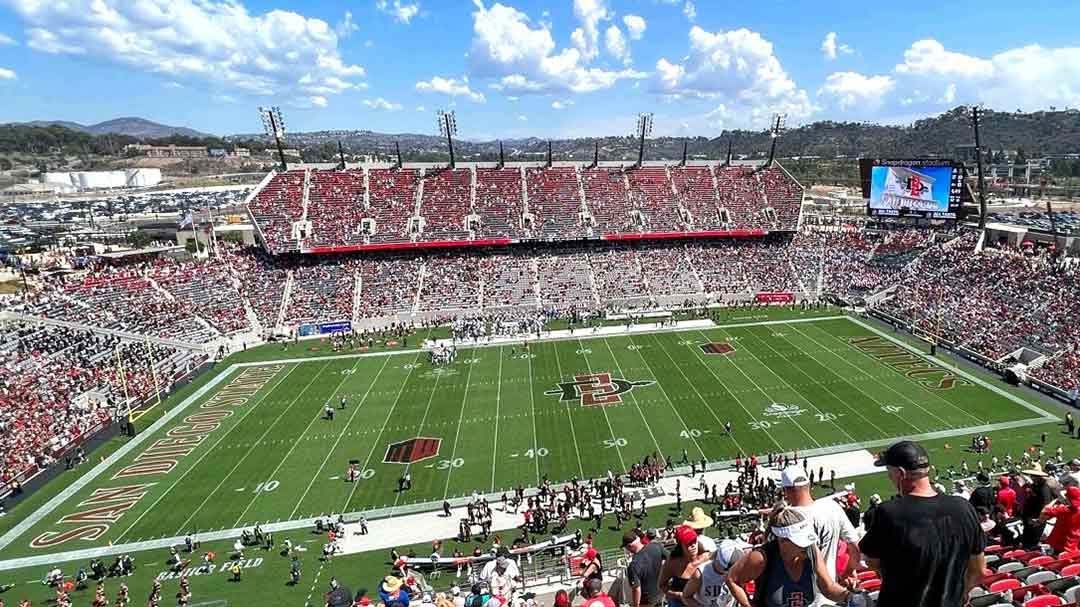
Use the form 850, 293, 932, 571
874, 440, 930, 471
621, 530, 640, 547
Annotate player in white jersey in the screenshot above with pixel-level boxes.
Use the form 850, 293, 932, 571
683, 539, 744, 607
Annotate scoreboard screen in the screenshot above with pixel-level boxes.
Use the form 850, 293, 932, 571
859, 158, 966, 219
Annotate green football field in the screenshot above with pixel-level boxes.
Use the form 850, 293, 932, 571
0, 313, 1055, 565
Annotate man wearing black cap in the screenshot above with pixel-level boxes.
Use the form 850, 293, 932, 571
860, 440, 985, 607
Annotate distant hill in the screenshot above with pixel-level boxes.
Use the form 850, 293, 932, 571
5, 117, 208, 139
229, 106, 1080, 162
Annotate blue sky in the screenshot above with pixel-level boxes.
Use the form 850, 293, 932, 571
0, 0, 1078, 138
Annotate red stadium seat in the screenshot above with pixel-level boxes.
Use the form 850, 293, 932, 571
1029, 556, 1055, 567
989, 578, 1022, 593
857, 571, 879, 582
1023, 595, 1063, 607
860, 579, 882, 592
981, 572, 1015, 588
1061, 564, 1080, 577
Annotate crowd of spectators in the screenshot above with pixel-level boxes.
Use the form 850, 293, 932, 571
880, 234, 1080, 371
0, 321, 205, 495
244, 164, 806, 251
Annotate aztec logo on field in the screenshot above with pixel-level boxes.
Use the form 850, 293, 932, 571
545, 372, 655, 407
700, 342, 736, 355
763, 402, 806, 418
384, 437, 442, 464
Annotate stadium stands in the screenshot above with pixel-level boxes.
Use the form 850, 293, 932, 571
525, 166, 584, 240
284, 258, 358, 325
670, 165, 724, 230
367, 168, 421, 243
307, 169, 366, 247
247, 163, 806, 251
248, 169, 306, 253
419, 168, 473, 241
626, 167, 682, 232
0, 321, 206, 493
475, 167, 524, 239
581, 167, 635, 234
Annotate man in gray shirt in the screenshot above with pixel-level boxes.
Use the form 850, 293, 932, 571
623, 530, 667, 607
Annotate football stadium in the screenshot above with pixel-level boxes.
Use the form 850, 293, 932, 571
2, 130, 1080, 607
2, 25, 1080, 606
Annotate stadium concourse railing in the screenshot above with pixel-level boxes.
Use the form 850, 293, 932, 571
866, 307, 1078, 407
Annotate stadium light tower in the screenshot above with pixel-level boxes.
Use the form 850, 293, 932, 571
766, 113, 787, 166
636, 112, 653, 167
969, 105, 989, 229
258, 106, 288, 171
437, 109, 458, 168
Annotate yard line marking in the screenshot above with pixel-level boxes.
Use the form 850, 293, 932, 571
742, 325, 894, 435
550, 340, 587, 479
233, 357, 365, 527
692, 329, 819, 449
847, 316, 1058, 422
289, 355, 393, 520
717, 326, 854, 443
490, 347, 503, 492
115, 364, 298, 543
575, 338, 627, 472
342, 350, 425, 513
625, 334, 708, 461
785, 322, 951, 432
0, 365, 241, 553
526, 343, 541, 486
600, 336, 665, 457
173, 362, 333, 535
646, 332, 753, 458
442, 349, 478, 499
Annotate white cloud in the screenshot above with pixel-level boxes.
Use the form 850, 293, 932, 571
0, 67, 16, 80
517, 114, 527, 121
653, 26, 815, 125
570, 0, 610, 61
821, 32, 852, 61
415, 75, 486, 103
683, 1, 696, 22
6, 0, 365, 102
819, 71, 895, 110
336, 11, 358, 38
551, 99, 574, 109
415, 105, 426, 112
363, 97, 403, 111
469, 0, 645, 95
895, 39, 993, 79
163, 81, 183, 89
375, 0, 420, 24
0, 33, 15, 46
893, 39, 1080, 112
308, 95, 328, 108
622, 15, 646, 40
604, 25, 629, 64
214, 94, 238, 104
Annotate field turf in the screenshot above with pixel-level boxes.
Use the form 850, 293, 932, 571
0, 313, 1053, 564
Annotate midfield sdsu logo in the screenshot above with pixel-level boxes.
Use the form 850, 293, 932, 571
545, 372, 655, 407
